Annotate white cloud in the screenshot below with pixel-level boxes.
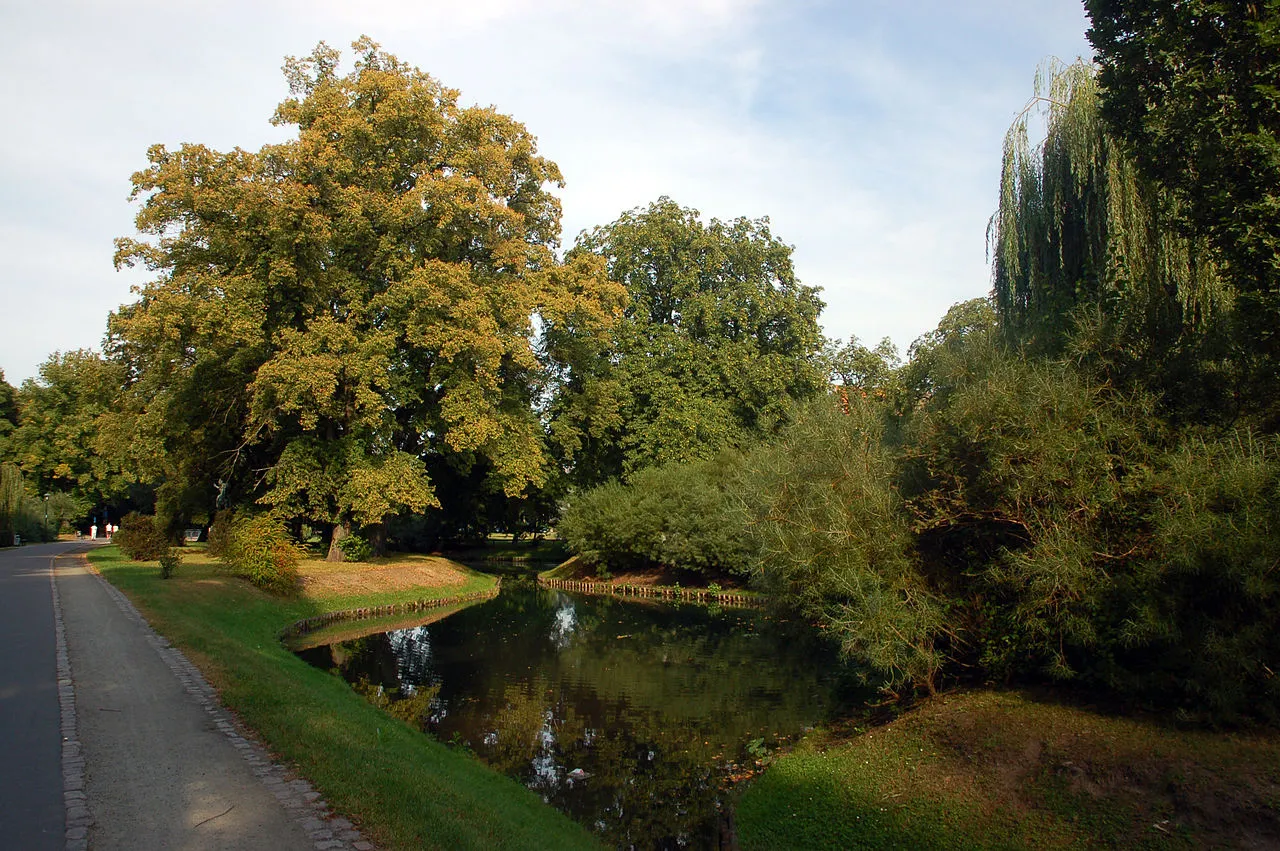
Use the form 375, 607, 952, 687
0, 0, 1091, 383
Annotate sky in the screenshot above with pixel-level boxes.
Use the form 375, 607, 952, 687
0, 0, 1093, 386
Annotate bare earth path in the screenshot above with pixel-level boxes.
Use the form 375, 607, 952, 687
0, 541, 374, 851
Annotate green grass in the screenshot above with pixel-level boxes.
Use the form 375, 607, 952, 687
736, 689, 1280, 850
87, 546, 601, 851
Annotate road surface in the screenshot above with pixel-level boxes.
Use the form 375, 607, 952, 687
0, 541, 372, 850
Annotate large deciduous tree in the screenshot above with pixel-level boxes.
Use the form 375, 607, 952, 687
1085, 1, 1280, 425
109, 38, 620, 554
9, 350, 130, 512
552, 197, 826, 484
0, 371, 16, 458
1086, 0, 1280, 295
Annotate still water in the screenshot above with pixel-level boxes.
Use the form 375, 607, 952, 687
296, 583, 864, 849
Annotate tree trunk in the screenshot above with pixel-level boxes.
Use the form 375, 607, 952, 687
327, 521, 350, 562
369, 522, 387, 557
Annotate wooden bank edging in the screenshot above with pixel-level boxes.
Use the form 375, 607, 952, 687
537, 577, 762, 608
279, 585, 501, 644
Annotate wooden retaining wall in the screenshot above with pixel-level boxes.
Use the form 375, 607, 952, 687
280, 585, 501, 643
537, 577, 761, 608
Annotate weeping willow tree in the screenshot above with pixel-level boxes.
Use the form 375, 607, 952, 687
988, 60, 1230, 376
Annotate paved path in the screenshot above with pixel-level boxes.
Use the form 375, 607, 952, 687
1, 542, 374, 850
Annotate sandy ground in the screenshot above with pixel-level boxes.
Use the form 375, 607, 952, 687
297, 556, 469, 597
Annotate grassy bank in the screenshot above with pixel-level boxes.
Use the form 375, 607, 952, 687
736, 689, 1280, 849
86, 546, 600, 851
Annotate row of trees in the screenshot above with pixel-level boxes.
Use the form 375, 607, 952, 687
0, 38, 830, 557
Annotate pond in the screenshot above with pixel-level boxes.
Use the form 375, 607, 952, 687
295, 582, 867, 849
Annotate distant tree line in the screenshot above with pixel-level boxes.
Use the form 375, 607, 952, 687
0, 38, 827, 558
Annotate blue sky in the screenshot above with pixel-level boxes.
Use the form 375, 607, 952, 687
0, 0, 1092, 385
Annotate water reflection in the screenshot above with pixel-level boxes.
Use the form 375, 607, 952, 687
297, 583, 866, 849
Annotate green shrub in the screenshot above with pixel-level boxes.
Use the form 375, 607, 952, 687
558, 453, 754, 577
337, 533, 372, 562
114, 513, 170, 561
205, 508, 235, 558
158, 547, 181, 579
1113, 433, 1280, 722
738, 395, 944, 693
220, 514, 303, 594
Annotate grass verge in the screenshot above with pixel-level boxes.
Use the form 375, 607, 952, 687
86, 546, 601, 851
735, 689, 1280, 849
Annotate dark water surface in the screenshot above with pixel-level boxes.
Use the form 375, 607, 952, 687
296, 582, 865, 849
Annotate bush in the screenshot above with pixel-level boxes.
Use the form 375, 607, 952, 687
738, 395, 944, 693
337, 533, 372, 562
558, 453, 754, 577
1112, 432, 1280, 722
205, 508, 235, 558
158, 548, 181, 579
220, 514, 303, 594
114, 513, 170, 561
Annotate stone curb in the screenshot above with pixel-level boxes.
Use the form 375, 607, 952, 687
57, 549, 378, 851
49, 549, 91, 851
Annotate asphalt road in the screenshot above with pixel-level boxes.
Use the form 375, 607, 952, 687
0, 541, 69, 849
1, 542, 370, 850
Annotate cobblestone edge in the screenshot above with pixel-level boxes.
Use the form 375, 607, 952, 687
56, 549, 377, 851
49, 549, 90, 851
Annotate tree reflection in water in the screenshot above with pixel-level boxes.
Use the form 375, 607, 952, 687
299, 584, 867, 849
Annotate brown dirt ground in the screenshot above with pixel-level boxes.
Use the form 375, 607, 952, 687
825, 689, 1280, 848
296, 556, 470, 598
554, 556, 745, 589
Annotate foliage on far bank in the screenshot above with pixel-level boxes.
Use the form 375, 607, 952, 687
558, 454, 753, 579
551, 197, 828, 487
563, 298, 1280, 721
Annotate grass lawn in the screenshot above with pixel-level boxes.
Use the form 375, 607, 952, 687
86, 546, 601, 851
736, 689, 1280, 849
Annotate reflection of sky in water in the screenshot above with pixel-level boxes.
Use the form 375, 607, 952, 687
530, 709, 561, 792
550, 598, 577, 648
388, 625, 434, 687
311, 585, 864, 848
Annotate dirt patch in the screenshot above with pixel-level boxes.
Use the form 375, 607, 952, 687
298, 557, 470, 598
549, 558, 746, 590
899, 690, 1280, 846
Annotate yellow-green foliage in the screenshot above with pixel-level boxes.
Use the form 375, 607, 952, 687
220, 514, 304, 594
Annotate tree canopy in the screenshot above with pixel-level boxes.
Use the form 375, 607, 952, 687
1086, 2, 1280, 425
1086, 0, 1280, 297
108, 37, 621, 551
552, 197, 827, 484
8, 350, 130, 511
